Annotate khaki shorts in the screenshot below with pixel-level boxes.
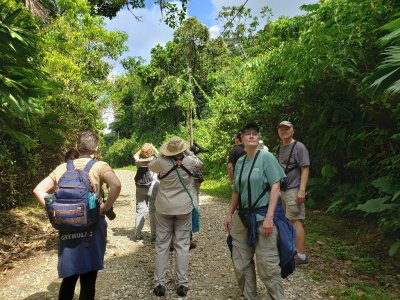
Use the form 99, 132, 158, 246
281, 188, 305, 220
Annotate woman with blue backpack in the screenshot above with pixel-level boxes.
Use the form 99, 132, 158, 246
33, 131, 121, 300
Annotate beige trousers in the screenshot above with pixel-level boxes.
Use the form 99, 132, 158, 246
153, 211, 191, 288
230, 214, 286, 300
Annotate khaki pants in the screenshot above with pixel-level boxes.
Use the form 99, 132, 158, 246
154, 211, 191, 288
230, 214, 286, 300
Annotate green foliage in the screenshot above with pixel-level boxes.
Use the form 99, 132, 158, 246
200, 178, 231, 201
0, 0, 55, 154
366, 13, 400, 95
115, 165, 137, 171
88, 0, 189, 28
0, 0, 60, 209
104, 0, 400, 256
0, 0, 127, 209
104, 137, 138, 168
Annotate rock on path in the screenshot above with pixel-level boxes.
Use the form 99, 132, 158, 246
0, 170, 329, 299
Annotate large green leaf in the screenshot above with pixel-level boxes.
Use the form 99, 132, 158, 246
371, 177, 397, 195
389, 240, 400, 256
356, 196, 393, 213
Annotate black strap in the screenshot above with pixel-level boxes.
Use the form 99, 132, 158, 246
158, 164, 178, 180
277, 141, 298, 174
238, 151, 269, 210
158, 155, 195, 180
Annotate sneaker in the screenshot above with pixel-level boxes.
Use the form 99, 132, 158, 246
295, 256, 309, 266
177, 285, 188, 297
189, 240, 197, 250
134, 236, 143, 242
153, 284, 166, 297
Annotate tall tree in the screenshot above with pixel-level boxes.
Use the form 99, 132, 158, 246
88, 0, 189, 28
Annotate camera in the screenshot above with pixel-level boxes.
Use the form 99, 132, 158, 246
105, 207, 116, 220
280, 179, 288, 192
190, 142, 209, 155
192, 170, 204, 183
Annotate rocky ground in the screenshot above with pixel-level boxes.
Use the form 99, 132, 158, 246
0, 170, 333, 299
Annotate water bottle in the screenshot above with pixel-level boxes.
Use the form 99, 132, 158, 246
43, 193, 53, 205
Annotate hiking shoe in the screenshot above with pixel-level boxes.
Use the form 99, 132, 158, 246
153, 284, 166, 297
177, 285, 188, 297
189, 240, 197, 250
295, 256, 309, 266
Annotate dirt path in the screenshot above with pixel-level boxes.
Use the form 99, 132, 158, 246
0, 170, 330, 299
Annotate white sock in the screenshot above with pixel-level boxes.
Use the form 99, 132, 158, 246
297, 253, 306, 260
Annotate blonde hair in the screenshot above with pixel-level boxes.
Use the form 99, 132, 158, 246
140, 143, 153, 158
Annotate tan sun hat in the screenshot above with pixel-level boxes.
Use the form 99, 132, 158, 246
159, 136, 190, 156
140, 143, 154, 159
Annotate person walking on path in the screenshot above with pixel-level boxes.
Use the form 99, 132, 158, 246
277, 121, 310, 265
133, 143, 159, 242
33, 131, 121, 300
149, 136, 203, 298
227, 132, 246, 186
224, 123, 286, 300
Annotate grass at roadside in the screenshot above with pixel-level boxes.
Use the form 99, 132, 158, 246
305, 210, 399, 299
201, 176, 400, 299
201, 177, 231, 201
116, 165, 136, 171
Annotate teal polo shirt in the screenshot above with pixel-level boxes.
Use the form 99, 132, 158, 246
233, 150, 286, 221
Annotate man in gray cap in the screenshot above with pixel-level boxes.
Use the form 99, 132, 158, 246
277, 121, 310, 265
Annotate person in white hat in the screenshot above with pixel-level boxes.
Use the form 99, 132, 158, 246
133, 143, 159, 242
148, 136, 203, 297
277, 121, 310, 266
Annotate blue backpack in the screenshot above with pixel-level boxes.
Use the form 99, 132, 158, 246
274, 198, 297, 278
46, 159, 100, 232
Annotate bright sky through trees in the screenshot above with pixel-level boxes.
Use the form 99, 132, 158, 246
104, 0, 318, 72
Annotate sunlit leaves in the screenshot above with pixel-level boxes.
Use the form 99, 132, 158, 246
88, 0, 188, 28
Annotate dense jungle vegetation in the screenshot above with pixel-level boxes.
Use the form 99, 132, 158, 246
1, 0, 399, 261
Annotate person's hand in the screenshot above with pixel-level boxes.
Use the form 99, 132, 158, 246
176, 159, 183, 167
224, 214, 233, 233
297, 189, 306, 204
100, 203, 108, 216
262, 215, 274, 237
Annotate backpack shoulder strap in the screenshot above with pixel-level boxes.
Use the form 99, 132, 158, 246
83, 159, 97, 173
66, 160, 75, 171
285, 141, 298, 173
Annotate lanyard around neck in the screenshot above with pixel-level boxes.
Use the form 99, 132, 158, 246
238, 150, 260, 209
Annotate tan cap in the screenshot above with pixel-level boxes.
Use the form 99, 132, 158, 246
278, 121, 293, 128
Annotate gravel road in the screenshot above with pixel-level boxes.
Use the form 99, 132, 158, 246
0, 170, 330, 299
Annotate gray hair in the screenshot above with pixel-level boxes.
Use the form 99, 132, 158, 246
77, 131, 99, 154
